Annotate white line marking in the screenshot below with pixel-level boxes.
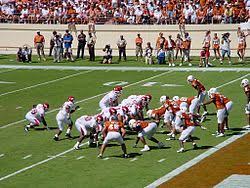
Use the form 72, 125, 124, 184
102, 157, 110, 161
130, 158, 138, 162
0, 71, 173, 129
47, 155, 66, 158
158, 158, 166, 163
217, 73, 250, 89
0, 142, 88, 182
22, 155, 32, 159
1, 65, 250, 72
161, 84, 184, 87
0, 70, 93, 97
0, 154, 4, 158
16, 106, 22, 110
76, 156, 85, 160
0, 81, 15, 84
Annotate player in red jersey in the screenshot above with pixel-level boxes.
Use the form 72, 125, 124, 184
241, 78, 250, 129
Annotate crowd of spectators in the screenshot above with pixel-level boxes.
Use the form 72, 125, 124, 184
0, 0, 249, 24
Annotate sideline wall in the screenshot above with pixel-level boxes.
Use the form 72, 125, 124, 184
0, 24, 249, 57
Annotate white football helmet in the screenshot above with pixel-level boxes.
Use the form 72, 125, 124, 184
128, 119, 136, 129
208, 88, 218, 97
180, 106, 188, 113
187, 75, 195, 83
172, 96, 179, 102
160, 96, 167, 104
241, 79, 249, 87
146, 110, 153, 118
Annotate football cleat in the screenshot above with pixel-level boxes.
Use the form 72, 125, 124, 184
157, 142, 165, 148
123, 154, 129, 158
65, 133, 72, 138
216, 133, 225, 137
24, 126, 29, 132
177, 148, 185, 153
193, 143, 198, 149
53, 136, 59, 141
140, 145, 150, 152
74, 145, 80, 150
97, 154, 103, 158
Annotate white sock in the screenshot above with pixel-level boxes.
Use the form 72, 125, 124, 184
66, 128, 71, 134
55, 134, 58, 138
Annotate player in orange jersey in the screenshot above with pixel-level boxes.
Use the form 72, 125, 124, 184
98, 120, 128, 158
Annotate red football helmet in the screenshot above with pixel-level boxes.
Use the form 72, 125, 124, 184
121, 106, 129, 114
145, 94, 152, 101
113, 86, 123, 94
96, 114, 103, 123
68, 96, 75, 102
109, 107, 117, 114
43, 103, 49, 110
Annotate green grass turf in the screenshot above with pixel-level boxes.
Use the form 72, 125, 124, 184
0, 54, 250, 67
0, 68, 249, 188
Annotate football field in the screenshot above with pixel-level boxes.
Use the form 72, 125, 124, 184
0, 66, 249, 188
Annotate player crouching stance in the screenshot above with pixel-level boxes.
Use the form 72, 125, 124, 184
73, 115, 103, 150
98, 120, 128, 158
177, 107, 199, 153
25, 103, 50, 131
129, 119, 164, 152
54, 96, 79, 141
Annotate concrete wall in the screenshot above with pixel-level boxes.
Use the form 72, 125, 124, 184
0, 23, 249, 57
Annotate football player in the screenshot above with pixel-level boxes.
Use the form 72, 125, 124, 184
187, 75, 208, 115
73, 115, 103, 150
203, 88, 233, 137
241, 78, 250, 129
99, 86, 122, 110
98, 120, 128, 158
25, 103, 50, 131
177, 107, 199, 153
54, 96, 79, 141
129, 119, 164, 152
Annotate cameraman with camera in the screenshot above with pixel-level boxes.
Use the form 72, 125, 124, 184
220, 32, 232, 64
102, 44, 112, 64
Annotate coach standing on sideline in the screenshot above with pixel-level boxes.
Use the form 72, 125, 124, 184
87, 32, 96, 61
34, 30, 46, 61
49, 31, 57, 56
117, 35, 127, 62
76, 30, 86, 59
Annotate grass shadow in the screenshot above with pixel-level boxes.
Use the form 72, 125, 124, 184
111, 152, 142, 158
149, 146, 171, 150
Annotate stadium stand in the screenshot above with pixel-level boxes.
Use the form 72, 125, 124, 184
0, 0, 249, 24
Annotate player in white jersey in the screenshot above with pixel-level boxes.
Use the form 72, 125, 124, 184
73, 114, 103, 150
25, 103, 50, 132
99, 86, 123, 110
54, 96, 79, 141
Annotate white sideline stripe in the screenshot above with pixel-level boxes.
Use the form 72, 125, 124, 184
102, 157, 110, 161
16, 106, 22, 110
145, 73, 250, 187
146, 131, 249, 188
1, 65, 250, 72
76, 156, 85, 160
0, 142, 88, 181
130, 158, 138, 162
0, 70, 93, 97
0, 70, 173, 129
22, 155, 32, 159
0, 154, 4, 158
158, 158, 166, 163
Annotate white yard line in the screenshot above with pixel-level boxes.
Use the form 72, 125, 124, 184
0, 71, 173, 129
217, 73, 250, 89
0, 70, 93, 97
22, 155, 32, 160
1, 65, 250, 72
130, 158, 138, 162
76, 156, 85, 160
158, 158, 166, 163
0, 154, 4, 158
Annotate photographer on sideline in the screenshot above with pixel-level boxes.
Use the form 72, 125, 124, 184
102, 44, 112, 64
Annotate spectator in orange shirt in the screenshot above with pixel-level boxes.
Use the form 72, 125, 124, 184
212, 4, 223, 23
135, 33, 143, 61
33, 30, 46, 61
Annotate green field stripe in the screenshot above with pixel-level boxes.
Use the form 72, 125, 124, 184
0, 70, 93, 97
